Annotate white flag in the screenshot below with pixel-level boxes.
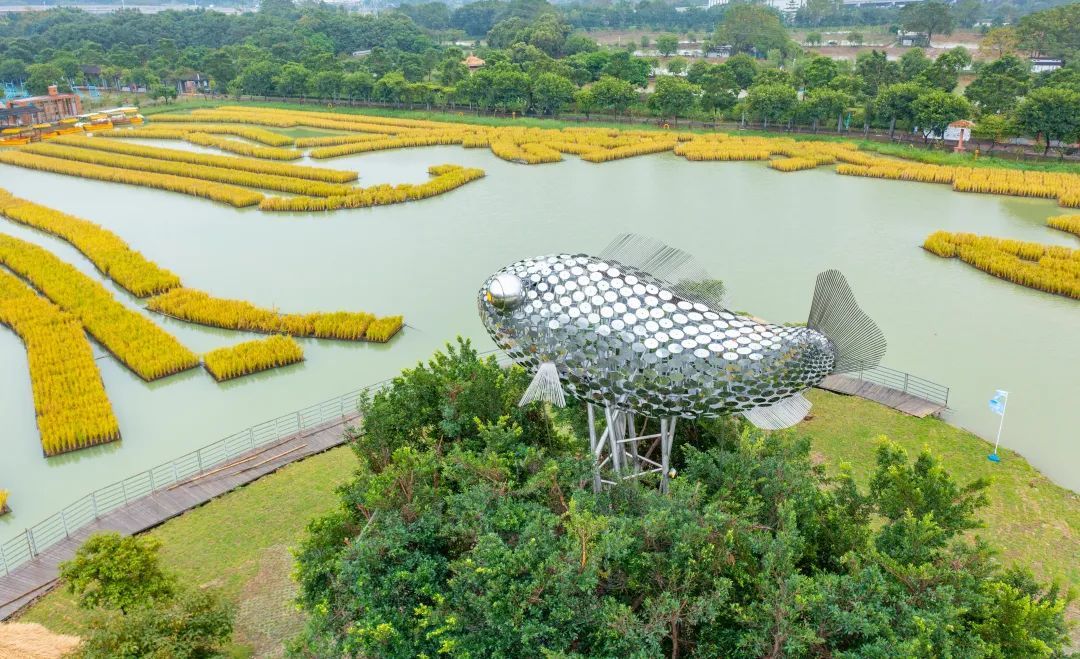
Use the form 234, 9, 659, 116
988, 390, 1008, 416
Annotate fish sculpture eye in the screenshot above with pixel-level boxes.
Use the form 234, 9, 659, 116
486, 273, 526, 311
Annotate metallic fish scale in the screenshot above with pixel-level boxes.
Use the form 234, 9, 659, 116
479, 253, 836, 419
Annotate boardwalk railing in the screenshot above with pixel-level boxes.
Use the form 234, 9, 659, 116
0, 384, 383, 577
843, 365, 950, 408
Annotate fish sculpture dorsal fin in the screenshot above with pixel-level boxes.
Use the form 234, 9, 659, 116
519, 362, 566, 408
742, 393, 812, 430
600, 233, 726, 310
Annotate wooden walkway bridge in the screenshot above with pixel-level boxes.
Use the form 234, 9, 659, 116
817, 365, 949, 418
0, 394, 366, 621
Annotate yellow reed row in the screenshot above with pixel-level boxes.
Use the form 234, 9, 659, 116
308, 132, 468, 159
0, 190, 180, 297
769, 157, 821, 172
52, 135, 357, 182
294, 134, 387, 148
0, 234, 199, 380
0, 490, 7, 513
490, 140, 562, 164
580, 139, 678, 162
20, 143, 353, 198
0, 269, 120, 455
146, 287, 403, 342
185, 133, 302, 160
1047, 215, 1080, 237
0, 150, 264, 207
258, 164, 484, 212
213, 105, 446, 130
923, 231, 1080, 299
203, 335, 304, 381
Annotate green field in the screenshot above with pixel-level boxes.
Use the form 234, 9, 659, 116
17, 391, 1080, 653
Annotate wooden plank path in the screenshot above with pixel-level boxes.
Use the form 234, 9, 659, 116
0, 412, 359, 621
818, 374, 946, 418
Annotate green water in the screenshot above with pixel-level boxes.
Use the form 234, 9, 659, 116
1, 144, 1078, 530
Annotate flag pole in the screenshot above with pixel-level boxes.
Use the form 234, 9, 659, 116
989, 393, 1007, 463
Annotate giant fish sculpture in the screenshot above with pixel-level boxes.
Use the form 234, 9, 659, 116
478, 234, 886, 429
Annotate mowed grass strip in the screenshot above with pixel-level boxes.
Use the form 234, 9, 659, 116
0, 150, 264, 207
0, 234, 199, 380
52, 135, 357, 182
19, 143, 354, 198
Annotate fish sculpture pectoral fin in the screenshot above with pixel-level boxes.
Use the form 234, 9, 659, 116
742, 393, 812, 430
519, 361, 567, 408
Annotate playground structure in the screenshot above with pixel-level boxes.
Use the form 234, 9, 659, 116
2, 82, 29, 103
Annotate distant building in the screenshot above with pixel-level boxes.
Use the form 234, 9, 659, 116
463, 54, 486, 70
0, 104, 42, 128
706, 0, 728, 7
1030, 57, 1064, 73
4, 85, 82, 126
844, 0, 924, 5
351, 49, 373, 58
898, 31, 930, 47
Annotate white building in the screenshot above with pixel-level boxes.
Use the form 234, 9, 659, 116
1030, 58, 1064, 73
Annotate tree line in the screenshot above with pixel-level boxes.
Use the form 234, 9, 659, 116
1, 0, 1078, 151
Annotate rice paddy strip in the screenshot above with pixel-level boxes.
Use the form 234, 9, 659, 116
185, 133, 302, 160
0, 189, 180, 297
51, 135, 357, 183
307, 133, 470, 159
203, 335, 304, 382
293, 134, 387, 148
258, 164, 484, 212
1047, 215, 1080, 237
923, 231, 1080, 300
147, 287, 402, 342
0, 150, 264, 207
0, 234, 200, 380
0, 269, 121, 455
100, 124, 295, 146
19, 143, 353, 197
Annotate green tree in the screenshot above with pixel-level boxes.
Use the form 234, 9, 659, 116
1016, 86, 1080, 154
667, 56, 689, 76
59, 533, 175, 614
971, 113, 1019, 155
965, 54, 1030, 114
530, 72, 575, 115
233, 61, 279, 96
309, 70, 344, 99
856, 49, 901, 97
725, 53, 759, 89
746, 82, 798, 129
648, 75, 700, 124
601, 50, 649, 87
899, 47, 932, 81
799, 55, 840, 90
373, 70, 409, 104
875, 81, 923, 139
698, 64, 739, 115
918, 46, 971, 92
589, 75, 637, 116
847, 31, 864, 47
78, 589, 233, 659
24, 63, 66, 95
342, 70, 375, 100
911, 89, 972, 142
0, 58, 27, 82
715, 4, 790, 56
274, 62, 311, 97
900, 0, 955, 44
979, 26, 1019, 58
805, 31, 822, 46
656, 33, 679, 57
803, 87, 852, 132
1016, 4, 1080, 61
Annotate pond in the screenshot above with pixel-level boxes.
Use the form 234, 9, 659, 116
1, 143, 1078, 529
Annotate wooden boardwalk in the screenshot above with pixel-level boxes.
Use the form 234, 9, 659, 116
0, 412, 358, 621
818, 374, 946, 418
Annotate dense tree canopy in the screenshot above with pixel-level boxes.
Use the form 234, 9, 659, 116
291, 340, 1072, 658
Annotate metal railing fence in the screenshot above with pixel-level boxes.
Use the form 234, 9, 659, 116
846, 365, 950, 408
0, 383, 383, 576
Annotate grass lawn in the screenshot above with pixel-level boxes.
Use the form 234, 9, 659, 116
16, 446, 359, 658
17, 392, 1079, 651
142, 99, 1080, 175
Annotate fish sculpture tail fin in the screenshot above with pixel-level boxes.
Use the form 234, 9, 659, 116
807, 270, 887, 374
519, 362, 567, 408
